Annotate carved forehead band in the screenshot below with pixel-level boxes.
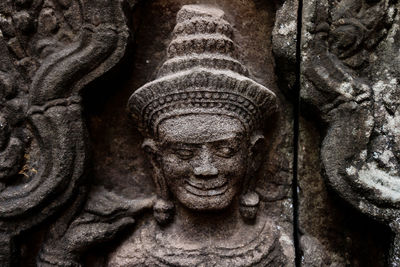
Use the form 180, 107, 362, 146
128, 5, 277, 136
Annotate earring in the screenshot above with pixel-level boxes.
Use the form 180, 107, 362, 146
153, 198, 174, 225
239, 191, 260, 221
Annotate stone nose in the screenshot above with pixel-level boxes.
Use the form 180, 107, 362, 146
193, 148, 219, 177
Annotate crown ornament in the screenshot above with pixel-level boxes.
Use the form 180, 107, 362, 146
128, 5, 277, 136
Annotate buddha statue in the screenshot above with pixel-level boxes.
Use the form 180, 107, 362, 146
108, 5, 294, 266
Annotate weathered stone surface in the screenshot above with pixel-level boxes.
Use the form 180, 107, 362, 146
1, 0, 296, 266
3, 0, 399, 265
299, 117, 392, 266
272, 0, 298, 97
272, 0, 400, 265
0, 0, 130, 265
83, 2, 295, 265
298, 0, 400, 265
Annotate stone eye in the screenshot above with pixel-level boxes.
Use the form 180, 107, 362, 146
215, 146, 236, 158
174, 149, 194, 159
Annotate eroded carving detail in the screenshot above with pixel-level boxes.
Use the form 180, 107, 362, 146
281, 0, 400, 265
0, 0, 130, 265
32, 4, 295, 266
1, 1, 296, 265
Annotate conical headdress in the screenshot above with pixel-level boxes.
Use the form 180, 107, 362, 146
128, 4, 277, 136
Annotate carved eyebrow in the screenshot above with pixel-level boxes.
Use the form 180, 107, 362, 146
207, 133, 246, 144
209, 137, 242, 146
163, 142, 202, 149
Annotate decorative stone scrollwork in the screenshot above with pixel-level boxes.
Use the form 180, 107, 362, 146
292, 0, 400, 265
29, 4, 295, 266
2, 0, 397, 264
0, 0, 130, 265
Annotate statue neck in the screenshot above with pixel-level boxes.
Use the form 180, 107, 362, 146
165, 198, 242, 244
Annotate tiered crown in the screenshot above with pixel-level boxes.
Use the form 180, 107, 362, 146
128, 5, 277, 136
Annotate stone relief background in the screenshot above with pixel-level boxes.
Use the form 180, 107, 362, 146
0, 0, 398, 266
297, 0, 400, 266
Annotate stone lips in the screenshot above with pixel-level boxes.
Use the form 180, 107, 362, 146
128, 4, 277, 136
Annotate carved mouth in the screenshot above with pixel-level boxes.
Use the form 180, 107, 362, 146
184, 179, 228, 197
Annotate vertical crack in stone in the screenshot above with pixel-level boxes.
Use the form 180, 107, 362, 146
293, 0, 304, 266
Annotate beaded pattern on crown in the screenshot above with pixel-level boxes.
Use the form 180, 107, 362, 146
128, 4, 277, 136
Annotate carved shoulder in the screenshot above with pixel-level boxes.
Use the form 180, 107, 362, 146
108, 215, 295, 267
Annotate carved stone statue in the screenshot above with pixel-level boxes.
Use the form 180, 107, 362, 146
108, 5, 294, 266
2, 0, 397, 265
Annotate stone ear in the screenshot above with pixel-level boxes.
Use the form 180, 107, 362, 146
249, 133, 265, 170
142, 139, 174, 224
153, 198, 175, 225
239, 191, 260, 222
142, 138, 159, 156
250, 132, 265, 148
239, 133, 264, 223
142, 138, 161, 164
